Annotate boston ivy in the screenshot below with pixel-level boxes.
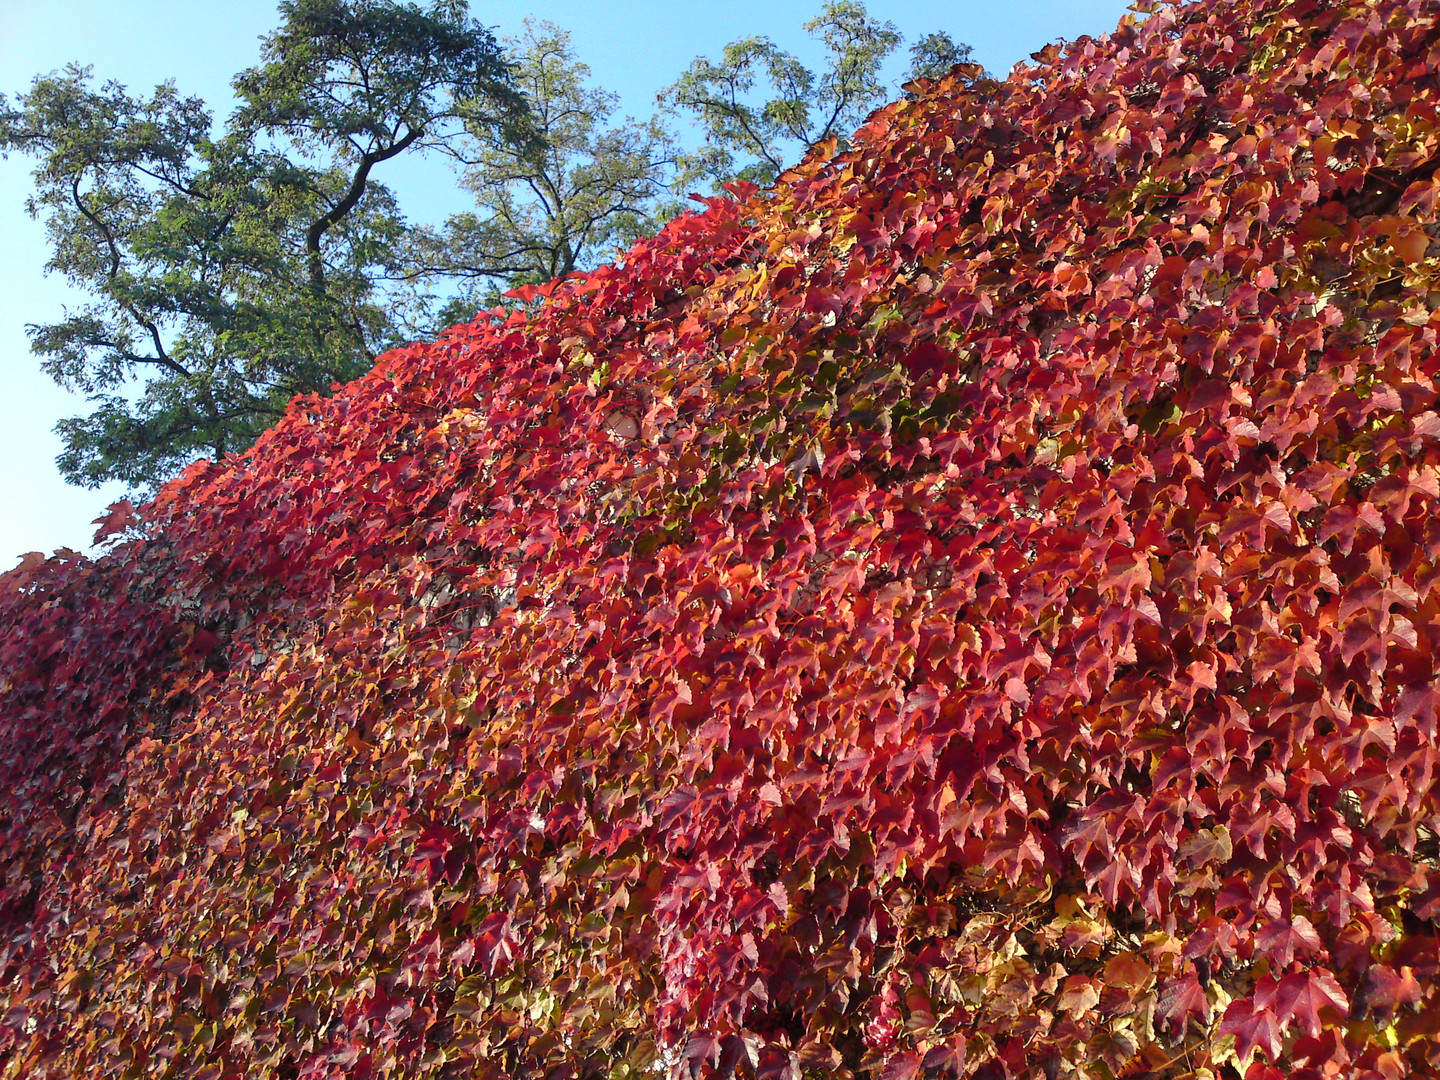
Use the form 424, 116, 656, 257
4, 0, 1440, 1076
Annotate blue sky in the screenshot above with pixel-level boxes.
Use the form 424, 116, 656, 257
0, 0, 1134, 568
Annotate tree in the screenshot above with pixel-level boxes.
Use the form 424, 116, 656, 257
659, 0, 982, 191
905, 31, 980, 84
0, 0, 524, 491
399, 18, 676, 326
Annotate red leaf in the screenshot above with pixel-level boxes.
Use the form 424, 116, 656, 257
1090, 857, 1137, 905
1400, 179, 1438, 215
0, 551, 46, 595
1274, 969, 1349, 1037
685, 1032, 722, 1066
1396, 684, 1440, 736
1057, 975, 1101, 1017
1217, 1000, 1283, 1065
182, 627, 220, 662
879, 1051, 921, 1080
1178, 825, 1232, 868
656, 785, 699, 829
1254, 916, 1321, 967
921, 1036, 967, 1075
1390, 229, 1429, 265
1154, 972, 1211, 1033
1363, 965, 1424, 1013
91, 499, 138, 543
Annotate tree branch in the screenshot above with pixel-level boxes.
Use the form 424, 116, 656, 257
69, 174, 187, 377
305, 125, 423, 289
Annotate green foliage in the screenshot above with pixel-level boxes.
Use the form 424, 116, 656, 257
905, 31, 978, 85
0, 0, 523, 491
660, 0, 983, 191
400, 18, 677, 325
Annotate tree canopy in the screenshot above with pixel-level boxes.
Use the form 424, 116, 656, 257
400, 18, 676, 325
659, 1, 982, 190
0, 0, 524, 490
